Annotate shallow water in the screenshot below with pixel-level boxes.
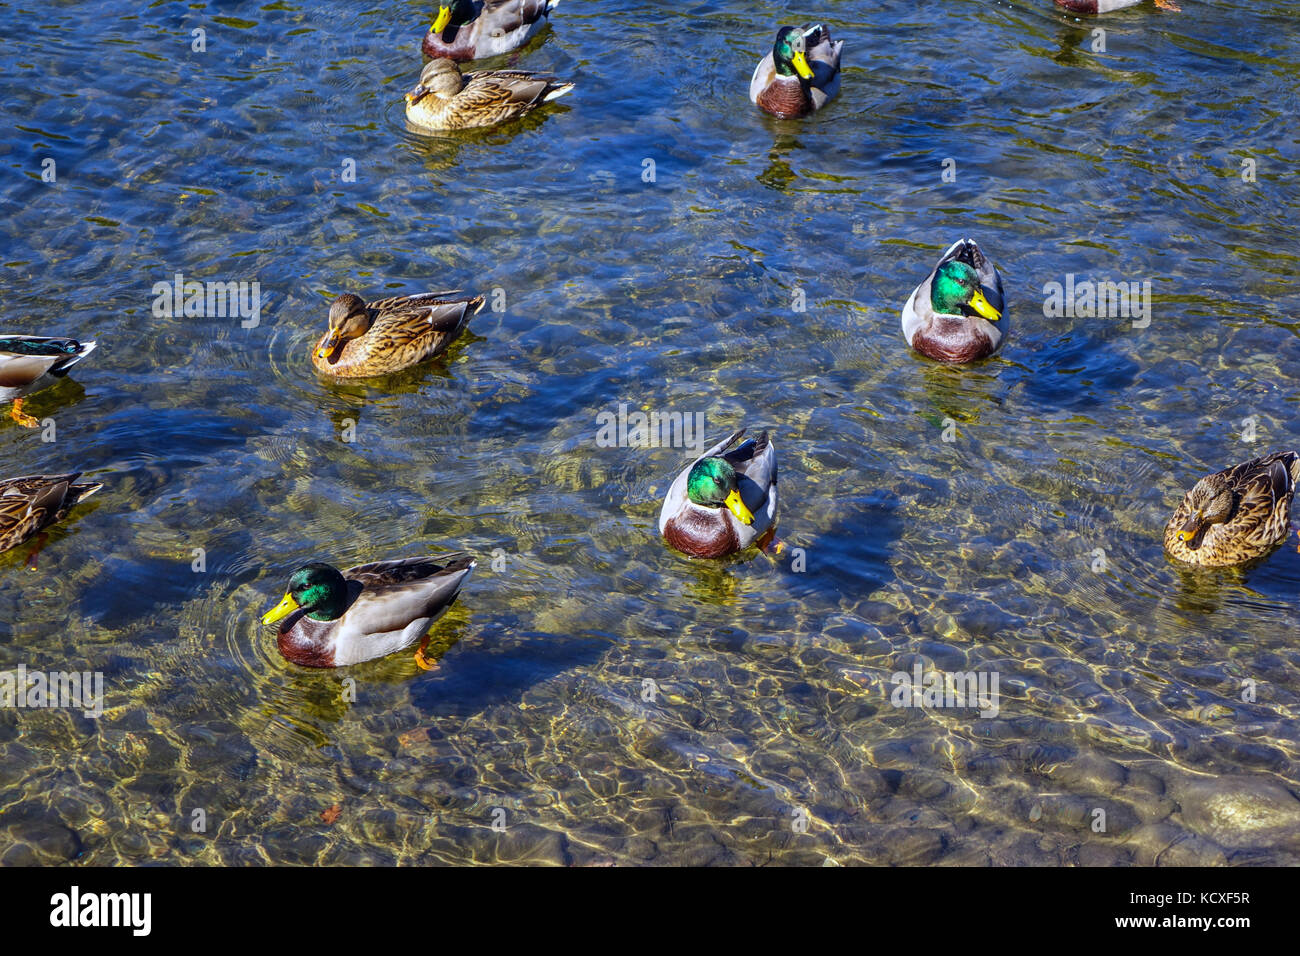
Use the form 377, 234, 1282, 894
2, 0, 1300, 865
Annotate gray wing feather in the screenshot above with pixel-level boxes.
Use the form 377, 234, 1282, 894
749, 53, 776, 103
343, 554, 474, 631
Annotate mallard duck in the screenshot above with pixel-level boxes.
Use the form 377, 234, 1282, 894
0, 335, 97, 427
901, 238, 1006, 364
1055, 0, 1179, 12
1164, 452, 1299, 568
749, 24, 843, 119
312, 292, 483, 378
0, 473, 102, 557
405, 58, 573, 131
261, 554, 476, 668
659, 429, 778, 559
422, 0, 559, 61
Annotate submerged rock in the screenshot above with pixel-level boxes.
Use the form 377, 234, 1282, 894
1174, 776, 1300, 850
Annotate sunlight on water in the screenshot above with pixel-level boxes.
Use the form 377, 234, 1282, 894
0, 0, 1299, 865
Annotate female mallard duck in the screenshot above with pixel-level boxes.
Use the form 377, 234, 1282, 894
1164, 452, 1300, 568
659, 429, 778, 559
405, 58, 573, 131
901, 238, 1005, 364
749, 24, 843, 119
312, 291, 483, 378
261, 554, 476, 668
0, 335, 96, 427
422, 0, 559, 61
0, 473, 102, 557
1055, 0, 1179, 12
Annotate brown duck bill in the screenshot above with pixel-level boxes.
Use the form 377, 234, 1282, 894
405, 86, 431, 105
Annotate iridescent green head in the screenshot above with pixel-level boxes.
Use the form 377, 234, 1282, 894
431, 0, 474, 34
772, 26, 816, 80
930, 260, 1001, 321
261, 563, 349, 625
686, 457, 755, 524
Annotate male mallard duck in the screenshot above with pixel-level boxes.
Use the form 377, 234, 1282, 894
1164, 452, 1300, 568
0, 335, 97, 427
901, 238, 1006, 364
0, 473, 102, 557
312, 291, 483, 378
261, 554, 476, 668
749, 24, 843, 119
422, 0, 559, 61
405, 58, 573, 131
1056, 0, 1179, 12
659, 429, 778, 559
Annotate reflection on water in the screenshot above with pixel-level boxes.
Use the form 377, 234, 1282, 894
1, 0, 1300, 865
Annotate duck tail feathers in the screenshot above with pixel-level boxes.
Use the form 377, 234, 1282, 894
544, 81, 575, 102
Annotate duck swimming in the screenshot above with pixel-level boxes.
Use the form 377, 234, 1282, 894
312, 291, 483, 378
750, 23, 843, 119
0, 335, 97, 426
422, 0, 560, 62
1164, 452, 1299, 568
900, 239, 1005, 364
405, 58, 574, 131
659, 429, 778, 559
262, 554, 476, 668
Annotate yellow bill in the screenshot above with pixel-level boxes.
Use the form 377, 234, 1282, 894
1177, 512, 1200, 542
967, 288, 1001, 322
725, 489, 755, 525
262, 592, 300, 625
431, 5, 451, 33
791, 51, 815, 81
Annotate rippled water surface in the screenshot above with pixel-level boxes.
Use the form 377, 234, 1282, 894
2, 0, 1300, 865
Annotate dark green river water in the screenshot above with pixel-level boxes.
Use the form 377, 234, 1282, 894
2, 0, 1300, 864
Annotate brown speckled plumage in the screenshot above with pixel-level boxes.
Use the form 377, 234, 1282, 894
0, 473, 101, 555
312, 291, 483, 378
1163, 452, 1300, 568
405, 59, 573, 132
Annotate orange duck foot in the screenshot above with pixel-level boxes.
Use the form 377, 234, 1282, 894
414, 635, 438, 671
9, 400, 39, 428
